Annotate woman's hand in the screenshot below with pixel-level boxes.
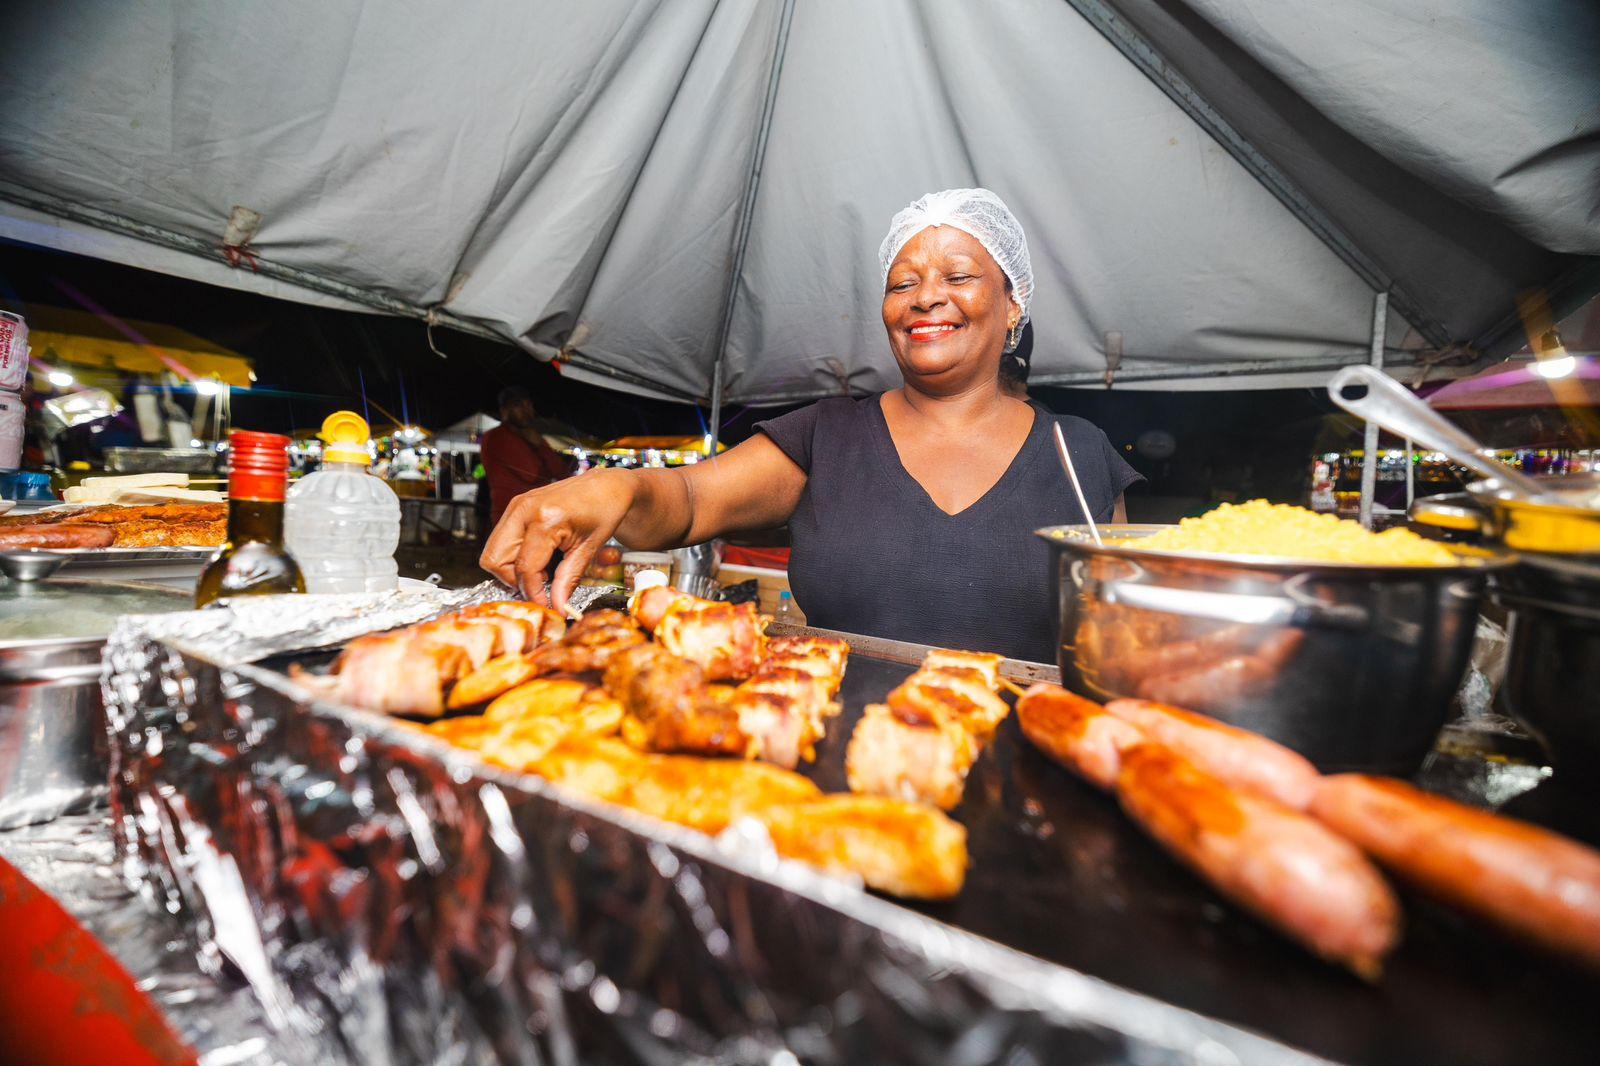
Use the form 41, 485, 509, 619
480, 468, 642, 607
481, 436, 808, 610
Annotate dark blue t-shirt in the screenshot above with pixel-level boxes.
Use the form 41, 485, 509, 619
756, 394, 1142, 663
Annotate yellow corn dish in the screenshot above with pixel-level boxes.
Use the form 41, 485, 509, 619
1122, 500, 1457, 566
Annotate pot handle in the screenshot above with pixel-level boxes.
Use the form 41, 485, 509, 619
1099, 574, 1369, 630
1408, 494, 1488, 543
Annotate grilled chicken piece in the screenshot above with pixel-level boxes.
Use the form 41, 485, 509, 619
528, 736, 820, 833
606, 644, 830, 767
921, 649, 1004, 689
448, 654, 541, 710
615, 749, 822, 833
447, 609, 633, 708
606, 644, 754, 758
754, 795, 968, 900
527, 609, 648, 675
292, 632, 471, 717
765, 635, 850, 683
845, 703, 977, 810
411, 617, 502, 670
487, 678, 624, 737
722, 689, 818, 769
462, 601, 567, 646
844, 648, 1012, 809
630, 586, 767, 682
656, 600, 768, 682
888, 666, 1010, 742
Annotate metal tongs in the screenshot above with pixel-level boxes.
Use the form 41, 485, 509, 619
1328, 365, 1556, 505
1052, 423, 1103, 547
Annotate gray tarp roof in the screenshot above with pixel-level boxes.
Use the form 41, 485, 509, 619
1, 1, 1596, 404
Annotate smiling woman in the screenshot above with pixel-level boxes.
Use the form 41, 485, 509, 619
481, 188, 1141, 661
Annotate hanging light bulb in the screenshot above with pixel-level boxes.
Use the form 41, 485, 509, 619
1533, 355, 1576, 380
194, 378, 222, 396
47, 369, 75, 389
1531, 328, 1575, 380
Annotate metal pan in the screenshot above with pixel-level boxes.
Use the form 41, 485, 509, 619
1039, 524, 1507, 773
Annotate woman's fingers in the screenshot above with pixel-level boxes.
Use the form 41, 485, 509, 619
479, 471, 637, 603
547, 538, 601, 614
481, 491, 564, 594
512, 522, 566, 603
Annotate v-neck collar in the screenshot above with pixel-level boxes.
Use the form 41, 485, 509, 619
868, 393, 1046, 520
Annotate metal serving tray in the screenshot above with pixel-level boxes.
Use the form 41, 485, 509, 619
104, 622, 1600, 1065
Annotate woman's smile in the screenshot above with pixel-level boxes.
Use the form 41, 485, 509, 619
906, 319, 964, 343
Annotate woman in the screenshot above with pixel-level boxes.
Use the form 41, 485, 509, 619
482, 188, 1141, 662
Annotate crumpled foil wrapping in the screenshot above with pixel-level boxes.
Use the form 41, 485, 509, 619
101, 619, 1318, 1064
104, 580, 513, 669
0, 812, 294, 1065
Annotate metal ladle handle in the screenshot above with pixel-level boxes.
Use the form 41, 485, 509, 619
1327, 365, 1550, 502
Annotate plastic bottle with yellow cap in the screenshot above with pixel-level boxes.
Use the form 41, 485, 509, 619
285, 411, 401, 593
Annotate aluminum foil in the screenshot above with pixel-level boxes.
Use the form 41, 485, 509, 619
0, 812, 300, 1065
104, 580, 512, 668
102, 625, 1323, 1064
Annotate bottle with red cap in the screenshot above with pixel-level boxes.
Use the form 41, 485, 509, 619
196, 430, 307, 607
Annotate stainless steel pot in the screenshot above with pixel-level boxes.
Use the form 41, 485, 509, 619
1493, 553, 1600, 770
1411, 473, 1600, 768
1038, 524, 1505, 774
0, 572, 190, 827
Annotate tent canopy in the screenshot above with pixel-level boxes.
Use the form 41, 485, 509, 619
26, 305, 254, 389
1, 1, 1596, 405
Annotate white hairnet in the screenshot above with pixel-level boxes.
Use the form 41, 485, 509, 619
878, 188, 1033, 334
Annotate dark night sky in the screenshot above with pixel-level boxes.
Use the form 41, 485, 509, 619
0, 237, 1360, 513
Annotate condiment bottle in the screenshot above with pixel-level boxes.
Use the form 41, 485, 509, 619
285, 411, 400, 594
196, 430, 305, 606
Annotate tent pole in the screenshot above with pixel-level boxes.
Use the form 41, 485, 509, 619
705, 0, 798, 455
1359, 291, 1389, 529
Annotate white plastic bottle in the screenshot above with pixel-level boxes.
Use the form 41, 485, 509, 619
285, 411, 401, 593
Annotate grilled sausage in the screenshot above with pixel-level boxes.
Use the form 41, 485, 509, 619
1311, 775, 1600, 969
1103, 697, 1320, 809
0, 524, 116, 550
1016, 684, 1143, 791
1118, 745, 1401, 979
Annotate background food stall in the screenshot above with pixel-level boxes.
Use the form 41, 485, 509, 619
23, 304, 253, 478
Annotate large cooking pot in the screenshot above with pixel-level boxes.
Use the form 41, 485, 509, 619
1412, 472, 1600, 768
0, 562, 190, 827
1038, 524, 1504, 774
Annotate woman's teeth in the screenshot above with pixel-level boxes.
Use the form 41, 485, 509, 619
910, 324, 958, 335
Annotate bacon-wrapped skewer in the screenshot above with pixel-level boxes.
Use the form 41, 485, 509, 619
845, 649, 1009, 809
292, 601, 566, 717
447, 609, 646, 710
291, 631, 472, 718
630, 586, 767, 682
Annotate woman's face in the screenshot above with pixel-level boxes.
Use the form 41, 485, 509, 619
882, 225, 1019, 393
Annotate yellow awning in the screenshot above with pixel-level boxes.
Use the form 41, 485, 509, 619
25, 305, 254, 389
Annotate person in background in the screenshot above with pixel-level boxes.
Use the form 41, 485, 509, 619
479, 385, 570, 526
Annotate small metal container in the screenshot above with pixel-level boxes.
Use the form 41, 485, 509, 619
1039, 524, 1504, 774
0, 575, 190, 827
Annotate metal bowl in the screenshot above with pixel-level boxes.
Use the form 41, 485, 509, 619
1038, 524, 1508, 774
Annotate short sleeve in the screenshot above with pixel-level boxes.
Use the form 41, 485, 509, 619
1102, 431, 1145, 498
754, 402, 824, 472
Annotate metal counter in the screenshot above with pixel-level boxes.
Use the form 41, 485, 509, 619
96, 615, 1600, 1064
